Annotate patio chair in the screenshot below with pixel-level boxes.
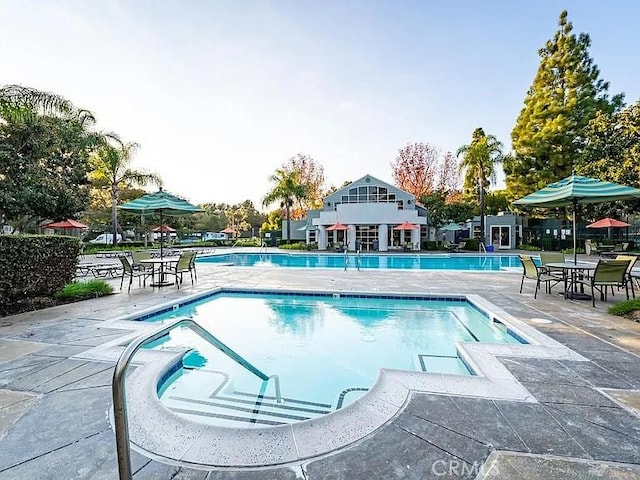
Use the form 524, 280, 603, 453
189, 251, 198, 281
574, 259, 631, 307
539, 252, 566, 281
167, 251, 196, 288
130, 250, 152, 273
118, 255, 151, 293
615, 255, 637, 299
518, 255, 561, 299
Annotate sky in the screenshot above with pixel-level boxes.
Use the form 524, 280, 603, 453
1, 0, 639, 211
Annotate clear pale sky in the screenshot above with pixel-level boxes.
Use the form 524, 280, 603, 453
1, 1, 639, 211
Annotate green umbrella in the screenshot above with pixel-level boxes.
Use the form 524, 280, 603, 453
513, 174, 640, 264
119, 188, 202, 259
439, 223, 463, 231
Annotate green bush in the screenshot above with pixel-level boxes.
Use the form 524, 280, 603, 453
84, 244, 137, 254
279, 242, 307, 250
519, 244, 541, 251
462, 238, 479, 251
1, 234, 81, 316
561, 247, 585, 254
54, 279, 113, 300
233, 238, 260, 247
608, 298, 640, 316
422, 241, 439, 250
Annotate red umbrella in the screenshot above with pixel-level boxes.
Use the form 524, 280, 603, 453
221, 227, 236, 234
586, 217, 630, 228
44, 219, 88, 229
326, 222, 349, 231
393, 221, 419, 230
152, 224, 176, 232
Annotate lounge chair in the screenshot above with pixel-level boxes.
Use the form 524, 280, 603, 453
574, 259, 631, 307
518, 255, 561, 298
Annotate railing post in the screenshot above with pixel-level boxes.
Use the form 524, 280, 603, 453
112, 317, 279, 480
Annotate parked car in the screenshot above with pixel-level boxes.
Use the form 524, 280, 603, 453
89, 233, 122, 244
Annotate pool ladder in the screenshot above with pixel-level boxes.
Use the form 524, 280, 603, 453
112, 318, 281, 480
343, 248, 361, 271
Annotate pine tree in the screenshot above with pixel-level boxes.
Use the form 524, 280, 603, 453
505, 10, 623, 200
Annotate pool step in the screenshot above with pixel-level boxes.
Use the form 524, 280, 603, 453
164, 390, 333, 427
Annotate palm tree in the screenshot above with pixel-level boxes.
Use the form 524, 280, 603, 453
457, 128, 504, 245
0, 84, 72, 122
89, 134, 161, 245
262, 169, 308, 244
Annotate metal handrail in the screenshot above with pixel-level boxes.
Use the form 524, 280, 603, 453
112, 317, 281, 480
355, 249, 361, 271
344, 247, 349, 270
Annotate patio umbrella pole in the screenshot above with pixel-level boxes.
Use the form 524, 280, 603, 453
573, 199, 577, 265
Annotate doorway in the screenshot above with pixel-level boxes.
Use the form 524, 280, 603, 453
490, 225, 511, 249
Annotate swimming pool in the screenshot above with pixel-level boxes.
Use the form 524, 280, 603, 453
146, 291, 523, 427
197, 252, 522, 270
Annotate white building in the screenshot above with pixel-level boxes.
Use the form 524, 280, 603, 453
302, 174, 428, 252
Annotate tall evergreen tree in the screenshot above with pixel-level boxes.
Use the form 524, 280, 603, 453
505, 10, 624, 200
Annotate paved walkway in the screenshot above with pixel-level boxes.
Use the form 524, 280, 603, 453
1, 250, 640, 479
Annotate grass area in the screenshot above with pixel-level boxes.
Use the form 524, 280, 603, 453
54, 279, 113, 300
608, 298, 640, 316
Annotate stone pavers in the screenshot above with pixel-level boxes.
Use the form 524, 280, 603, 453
478, 452, 640, 479
1, 250, 639, 479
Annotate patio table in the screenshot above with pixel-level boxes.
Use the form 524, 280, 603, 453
545, 261, 597, 300
139, 258, 178, 287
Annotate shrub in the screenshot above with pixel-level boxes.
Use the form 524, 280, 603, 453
1, 234, 81, 316
233, 238, 260, 247
422, 241, 439, 250
462, 238, 479, 251
280, 242, 307, 250
54, 280, 113, 300
561, 247, 585, 254
608, 298, 640, 316
519, 244, 541, 251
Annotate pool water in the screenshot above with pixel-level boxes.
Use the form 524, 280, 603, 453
148, 292, 522, 427
197, 253, 522, 270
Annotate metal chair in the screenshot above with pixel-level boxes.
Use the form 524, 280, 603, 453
575, 259, 631, 307
539, 251, 566, 281
167, 251, 196, 288
518, 255, 561, 298
615, 255, 637, 299
118, 255, 151, 293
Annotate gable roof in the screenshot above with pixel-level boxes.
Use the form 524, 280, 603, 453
328, 174, 414, 199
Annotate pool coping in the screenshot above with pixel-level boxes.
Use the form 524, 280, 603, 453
196, 251, 525, 272
77, 287, 587, 469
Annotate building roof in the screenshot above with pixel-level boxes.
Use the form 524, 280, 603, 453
325, 174, 414, 201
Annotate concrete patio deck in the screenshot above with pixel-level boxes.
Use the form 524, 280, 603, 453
1, 250, 640, 479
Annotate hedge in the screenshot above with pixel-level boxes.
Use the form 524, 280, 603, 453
0, 234, 81, 316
